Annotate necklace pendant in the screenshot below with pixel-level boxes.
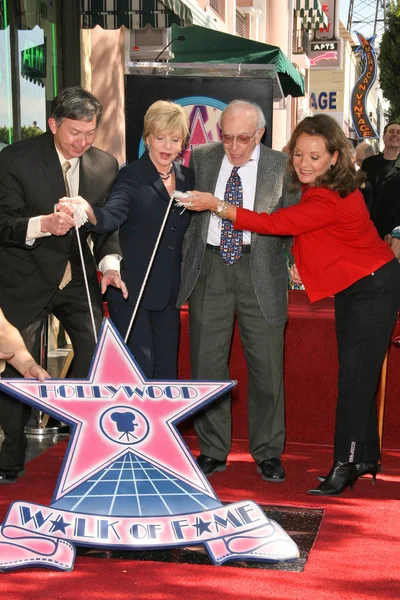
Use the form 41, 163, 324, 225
158, 164, 174, 180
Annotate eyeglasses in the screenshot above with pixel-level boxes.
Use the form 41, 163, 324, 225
221, 129, 260, 145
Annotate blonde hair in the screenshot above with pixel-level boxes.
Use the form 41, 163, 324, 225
143, 100, 189, 141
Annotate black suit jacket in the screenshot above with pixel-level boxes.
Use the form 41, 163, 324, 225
0, 133, 119, 328
91, 151, 193, 310
362, 153, 400, 236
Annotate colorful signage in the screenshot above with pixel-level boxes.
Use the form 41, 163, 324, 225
309, 1, 342, 69
139, 96, 226, 166
350, 32, 378, 139
0, 320, 298, 571
21, 39, 46, 87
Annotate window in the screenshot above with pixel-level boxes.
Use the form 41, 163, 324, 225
210, 0, 223, 19
0, 0, 59, 146
236, 9, 246, 38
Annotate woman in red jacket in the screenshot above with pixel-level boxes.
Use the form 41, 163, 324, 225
181, 114, 400, 496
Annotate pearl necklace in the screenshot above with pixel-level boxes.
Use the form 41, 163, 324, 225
158, 164, 174, 180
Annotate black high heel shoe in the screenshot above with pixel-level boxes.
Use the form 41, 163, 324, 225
317, 461, 380, 485
355, 461, 380, 485
308, 461, 357, 496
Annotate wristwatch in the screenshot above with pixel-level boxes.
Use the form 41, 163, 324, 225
214, 199, 224, 215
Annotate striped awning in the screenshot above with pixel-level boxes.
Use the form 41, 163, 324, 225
80, 0, 193, 29
294, 0, 328, 31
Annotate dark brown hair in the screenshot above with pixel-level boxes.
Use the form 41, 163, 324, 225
50, 86, 102, 126
383, 121, 400, 134
287, 114, 357, 198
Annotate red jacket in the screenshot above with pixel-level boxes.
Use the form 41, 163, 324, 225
235, 185, 394, 302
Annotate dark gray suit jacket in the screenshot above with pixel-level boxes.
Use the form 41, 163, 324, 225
0, 133, 119, 328
176, 143, 300, 326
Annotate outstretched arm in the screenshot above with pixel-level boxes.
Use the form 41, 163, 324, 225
180, 188, 340, 236
0, 310, 49, 380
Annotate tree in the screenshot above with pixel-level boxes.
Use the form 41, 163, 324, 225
379, 1, 400, 121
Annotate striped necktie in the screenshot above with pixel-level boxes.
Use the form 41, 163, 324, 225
59, 161, 72, 290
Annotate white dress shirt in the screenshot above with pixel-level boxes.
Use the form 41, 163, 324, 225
207, 144, 260, 246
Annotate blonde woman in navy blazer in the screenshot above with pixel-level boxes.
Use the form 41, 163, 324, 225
63, 101, 193, 379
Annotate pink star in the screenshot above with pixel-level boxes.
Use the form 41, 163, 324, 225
0, 320, 235, 501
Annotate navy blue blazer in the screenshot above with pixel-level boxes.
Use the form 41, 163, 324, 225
91, 151, 193, 310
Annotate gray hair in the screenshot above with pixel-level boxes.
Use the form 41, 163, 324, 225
50, 86, 103, 126
220, 100, 266, 130
364, 144, 375, 158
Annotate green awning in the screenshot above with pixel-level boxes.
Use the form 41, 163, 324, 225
170, 24, 304, 98
80, 0, 193, 29
294, 0, 329, 30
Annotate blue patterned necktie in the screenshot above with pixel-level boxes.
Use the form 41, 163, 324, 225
220, 166, 243, 265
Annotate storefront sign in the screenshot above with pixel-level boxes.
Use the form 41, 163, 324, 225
308, 1, 342, 69
310, 91, 337, 110
350, 32, 378, 139
21, 38, 46, 87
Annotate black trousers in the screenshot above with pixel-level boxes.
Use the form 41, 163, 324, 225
107, 295, 181, 380
334, 259, 400, 463
0, 278, 103, 472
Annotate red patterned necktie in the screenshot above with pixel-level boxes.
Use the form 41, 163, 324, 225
220, 166, 243, 265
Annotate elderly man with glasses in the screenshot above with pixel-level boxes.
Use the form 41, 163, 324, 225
177, 99, 300, 483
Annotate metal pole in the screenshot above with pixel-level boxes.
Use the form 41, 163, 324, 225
377, 348, 389, 451
25, 317, 60, 436
124, 192, 178, 344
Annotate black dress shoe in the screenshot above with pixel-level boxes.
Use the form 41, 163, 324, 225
257, 458, 286, 483
308, 461, 357, 496
0, 468, 25, 484
196, 454, 227, 477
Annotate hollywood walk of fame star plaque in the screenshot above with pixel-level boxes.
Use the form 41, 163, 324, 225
0, 320, 298, 571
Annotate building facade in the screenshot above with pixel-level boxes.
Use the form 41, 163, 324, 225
1, 1, 380, 160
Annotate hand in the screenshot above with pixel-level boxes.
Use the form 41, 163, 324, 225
391, 237, 400, 260
57, 196, 97, 225
101, 270, 129, 299
40, 212, 76, 236
289, 264, 302, 284
181, 191, 219, 213
55, 198, 75, 218
384, 233, 393, 245
0, 352, 49, 381
23, 361, 50, 382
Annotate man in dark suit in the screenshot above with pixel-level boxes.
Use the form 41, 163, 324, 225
177, 100, 299, 482
0, 87, 127, 483
362, 121, 400, 240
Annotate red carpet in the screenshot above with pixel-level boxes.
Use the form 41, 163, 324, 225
179, 291, 400, 449
1, 291, 400, 598
1, 438, 400, 600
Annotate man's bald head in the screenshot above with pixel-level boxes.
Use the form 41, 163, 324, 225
355, 142, 374, 168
